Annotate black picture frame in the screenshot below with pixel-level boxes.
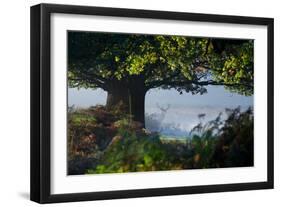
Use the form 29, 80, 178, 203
30, 3, 274, 204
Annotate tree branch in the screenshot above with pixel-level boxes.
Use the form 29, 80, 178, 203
149, 79, 252, 89
68, 77, 106, 89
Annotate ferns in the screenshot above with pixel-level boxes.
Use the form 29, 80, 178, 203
68, 106, 253, 175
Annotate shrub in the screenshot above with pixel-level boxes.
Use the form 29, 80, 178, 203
68, 105, 254, 175
87, 118, 178, 174
189, 107, 254, 168
211, 107, 254, 167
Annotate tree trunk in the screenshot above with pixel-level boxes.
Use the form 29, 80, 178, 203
106, 86, 130, 112
105, 79, 146, 127
129, 89, 146, 126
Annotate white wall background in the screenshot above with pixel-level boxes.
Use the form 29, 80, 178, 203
0, 0, 279, 206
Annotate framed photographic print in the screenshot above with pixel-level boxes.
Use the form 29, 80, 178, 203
30, 3, 274, 203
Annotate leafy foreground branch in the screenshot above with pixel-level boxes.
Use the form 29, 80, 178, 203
67, 106, 253, 175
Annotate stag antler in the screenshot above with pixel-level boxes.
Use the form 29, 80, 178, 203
156, 103, 171, 113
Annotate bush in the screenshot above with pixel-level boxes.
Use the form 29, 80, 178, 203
67, 106, 119, 174
68, 105, 254, 175
88, 119, 177, 174
211, 107, 254, 167
189, 107, 254, 168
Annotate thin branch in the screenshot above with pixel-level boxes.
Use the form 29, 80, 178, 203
149, 79, 252, 89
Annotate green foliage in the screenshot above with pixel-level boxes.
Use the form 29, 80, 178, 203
90, 120, 175, 174
186, 135, 217, 168
68, 106, 254, 175
67, 106, 119, 165
70, 113, 96, 126
208, 42, 254, 95
211, 107, 254, 167
68, 32, 253, 95
189, 107, 254, 168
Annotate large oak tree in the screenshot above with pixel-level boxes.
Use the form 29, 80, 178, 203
68, 32, 253, 125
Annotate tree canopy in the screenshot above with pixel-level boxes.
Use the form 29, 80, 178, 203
68, 32, 254, 96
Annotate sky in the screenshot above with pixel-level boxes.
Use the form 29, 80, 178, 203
68, 86, 253, 108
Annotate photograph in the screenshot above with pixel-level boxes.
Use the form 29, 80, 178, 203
30, 3, 274, 203
67, 31, 254, 175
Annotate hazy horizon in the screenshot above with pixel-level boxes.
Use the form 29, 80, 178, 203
68, 86, 253, 137
68, 86, 253, 108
